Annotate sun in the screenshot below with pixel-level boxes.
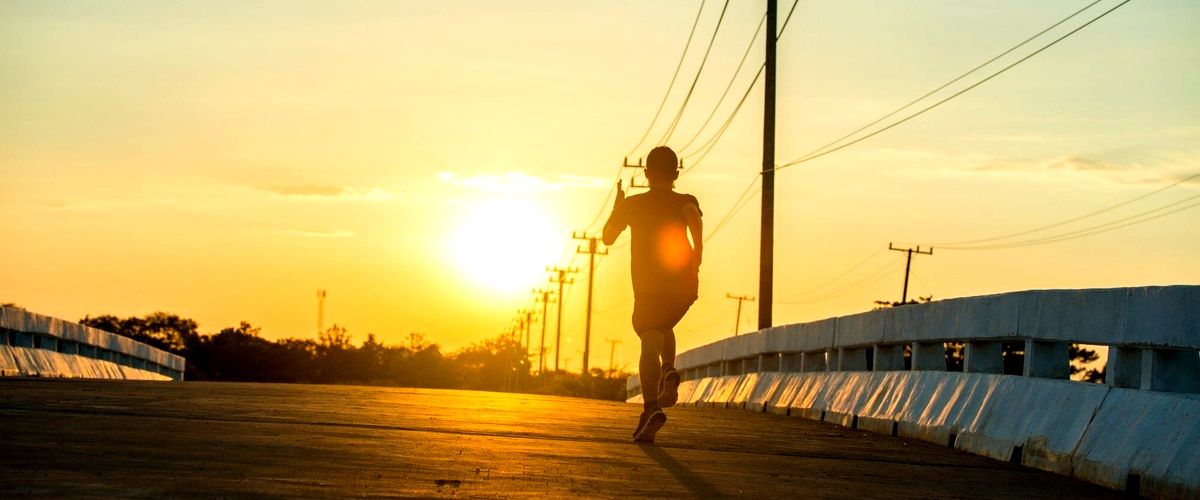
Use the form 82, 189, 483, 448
448, 198, 562, 294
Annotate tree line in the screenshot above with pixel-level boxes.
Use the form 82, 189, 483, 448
77, 312, 630, 401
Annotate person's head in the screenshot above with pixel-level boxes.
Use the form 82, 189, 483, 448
645, 146, 680, 189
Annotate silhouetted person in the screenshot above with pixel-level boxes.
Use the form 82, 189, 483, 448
603, 146, 702, 443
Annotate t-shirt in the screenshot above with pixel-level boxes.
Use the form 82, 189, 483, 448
607, 189, 701, 297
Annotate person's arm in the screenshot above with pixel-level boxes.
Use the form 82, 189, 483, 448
602, 181, 626, 246
683, 202, 702, 269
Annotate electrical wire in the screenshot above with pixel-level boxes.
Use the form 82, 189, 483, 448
677, 14, 766, 154
941, 192, 1200, 250
624, 0, 709, 159
935, 171, 1200, 246
702, 174, 762, 244
682, 64, 764, 165
776, 0, 1104, 170
777, 260, 903, 304
680, 0, 800, 167
772, 0, 1133, 173
659, 0, 732, 145
776, 248, 887, 300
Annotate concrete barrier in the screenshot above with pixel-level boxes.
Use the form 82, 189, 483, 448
658, 370, 1197, 496
627, 286, 1200, 496
1, 307, 184, 381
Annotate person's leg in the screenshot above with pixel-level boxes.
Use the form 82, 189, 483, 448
639, 330, 664, 406
661, 328, 677, 368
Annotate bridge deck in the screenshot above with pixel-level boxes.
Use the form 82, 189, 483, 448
0, 380, 1119, 498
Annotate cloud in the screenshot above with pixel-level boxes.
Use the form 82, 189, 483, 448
437, 171, 607, 193
29, 197, 88, 209
257, 185, 395, 201
968, 155, 1129, 173
961, 154, 1200, 189
280, 229, 354, 238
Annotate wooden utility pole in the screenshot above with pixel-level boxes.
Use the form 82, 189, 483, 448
316, 289, 326, 337
759, 0, 778, 330
546, 266, 576, 372
605, 338, 622, 375
533, 288, 555, 374
523, 309, 534, 353
888, 243, 933, 304
573, 232, 607, 375
726, 293, 756, 336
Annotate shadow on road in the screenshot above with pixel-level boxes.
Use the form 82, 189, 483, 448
638, 444, 724, 497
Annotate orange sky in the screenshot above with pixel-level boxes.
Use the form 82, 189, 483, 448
2, 1, 1197, 372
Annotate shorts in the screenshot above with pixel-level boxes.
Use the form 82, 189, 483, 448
631, 293, 697, 335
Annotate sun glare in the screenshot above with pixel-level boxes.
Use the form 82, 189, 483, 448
448, 199, 561, 294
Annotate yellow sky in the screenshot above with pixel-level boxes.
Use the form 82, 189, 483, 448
2, 0, 1198, 372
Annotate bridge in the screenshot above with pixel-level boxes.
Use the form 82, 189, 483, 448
1, 287, 1195, 497
628, 285, 1199, 497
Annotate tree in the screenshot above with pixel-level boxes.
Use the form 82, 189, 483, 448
80, 312, 198, 354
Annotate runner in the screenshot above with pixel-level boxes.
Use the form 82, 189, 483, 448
602, 146, 702, 443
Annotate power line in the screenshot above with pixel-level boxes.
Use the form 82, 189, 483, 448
624, 0, 709, 159
677, 14, 766, 154
682, 65, 764, 164
777, 0, 800, 38
703, 174, 761, 244
777, 0, 1105, 169
776, 248, 886, 300
680, 0, 800, 167
778, 260, 903, 304
936, 171, 1200, 246
772, 0, 1133, 173
941, 192, 1200, 250
659, 0, 732, 145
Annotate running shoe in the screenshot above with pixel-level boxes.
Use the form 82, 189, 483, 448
632, 407, 667, 443
657, 367, 681, 408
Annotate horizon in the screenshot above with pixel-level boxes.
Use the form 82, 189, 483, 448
2, 0, 1197, 373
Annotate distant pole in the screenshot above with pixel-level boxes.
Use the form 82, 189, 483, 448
573, 232, 607, 375
534, 288, 554, 373
605, 338, 622, 374
759, 0, 778, 330
547, 266, 576, 371
523, 309, 534, 353
888, 243, 933, 304
726, 293, 756, 336
316, 289, 326, 337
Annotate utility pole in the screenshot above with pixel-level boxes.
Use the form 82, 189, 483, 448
759, 0, 778, 331
523, 309, 535, 353
546, 266, 577, 372
888, 243, 933, 304
605, 338, 622, 375
726, 293, 756, 336
514, 311, 527, 344
573, 232, 607, 375
316, 289, 326, 337
533, 288, 554, 373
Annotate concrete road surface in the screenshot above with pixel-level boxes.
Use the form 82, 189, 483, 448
0, 379, 1121, 498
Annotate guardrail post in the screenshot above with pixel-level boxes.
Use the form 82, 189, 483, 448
800, 351, 826, 372
1106, 347, 1141, 388
759, 353, 780, 372
873, 344, 905, 371
838, 347, 869, 371
964, 341, 1003, 374
1023, 340, 1069, 379
780, 353, 799, 372
911, 342, 946, 371
1141, 348, 1200, 393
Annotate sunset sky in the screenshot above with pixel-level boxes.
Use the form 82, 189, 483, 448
2, 0, 1197, 372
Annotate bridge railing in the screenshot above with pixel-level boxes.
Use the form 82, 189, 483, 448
0, 306, 186, 380
631, 286, 1198, 397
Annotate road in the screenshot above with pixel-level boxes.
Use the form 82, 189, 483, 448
0, 379, 1120, 498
